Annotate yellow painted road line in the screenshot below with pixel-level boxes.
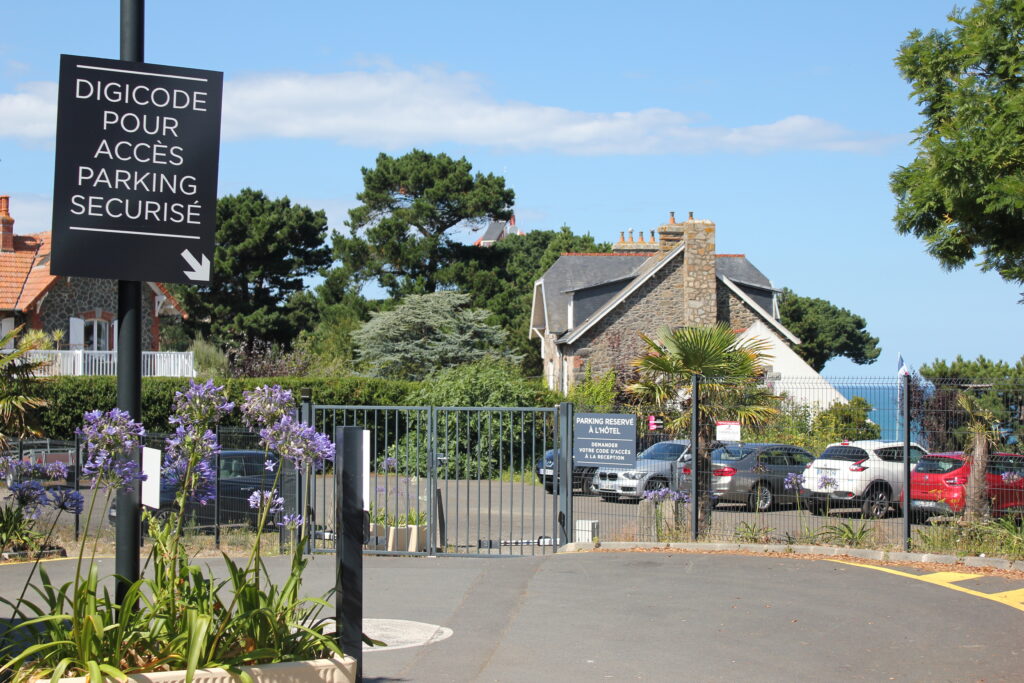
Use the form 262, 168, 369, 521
829, 560, 1024, 614
913, 571, 982, 584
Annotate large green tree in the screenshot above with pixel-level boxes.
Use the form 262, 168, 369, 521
778, 288, 881, 371
443, 226, 611, 374
175, 189, 332, 349
351, 292, 516, 381
334, 150, 514, 297
891, 0, 1024, 285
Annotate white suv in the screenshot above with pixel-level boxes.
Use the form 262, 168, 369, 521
803, 441, 928, 518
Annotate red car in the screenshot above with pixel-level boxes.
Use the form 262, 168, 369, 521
908, 452, 1024, 518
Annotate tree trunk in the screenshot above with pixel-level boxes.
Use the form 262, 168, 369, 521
964, 432, 991, 523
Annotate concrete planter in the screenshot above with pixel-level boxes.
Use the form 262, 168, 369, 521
367, 523, 427, 552
31, 655, 356, 682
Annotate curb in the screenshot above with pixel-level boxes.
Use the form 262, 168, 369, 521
558, 541, 1024, 572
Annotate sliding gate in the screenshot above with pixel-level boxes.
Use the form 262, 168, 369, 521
308, 405, 567, 556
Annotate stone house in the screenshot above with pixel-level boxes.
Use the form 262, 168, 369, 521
529, 211, 845, 408
0, 195, 184, 352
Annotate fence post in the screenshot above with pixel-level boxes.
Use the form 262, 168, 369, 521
335, 426, 364, 681
73, 434, 81, 542
902, 373, 912, 550
690, 375, 700, 542
557, 402, 573, 547
427, 407, 440, 554
213, 429, 221, 550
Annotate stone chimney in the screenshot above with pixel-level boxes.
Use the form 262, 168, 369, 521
658, 211, 687, 250
681, 212, 717, 327
0, 196, 14, 252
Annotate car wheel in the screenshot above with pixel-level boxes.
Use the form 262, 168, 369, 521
579, 473, 595, 496
804, 499, 824, 516
747, 482, 773, 512
543, 483, 554, 495
861, 486, 891, 519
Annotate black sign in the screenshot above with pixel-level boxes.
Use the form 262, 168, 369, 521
573, 413, 637, 467
51, 54, 223, 283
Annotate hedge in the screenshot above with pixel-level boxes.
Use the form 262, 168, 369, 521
37, 375, 421, 439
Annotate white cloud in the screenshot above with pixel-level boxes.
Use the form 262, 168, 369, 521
0, 67, 888, 155
0, 81, 57, 141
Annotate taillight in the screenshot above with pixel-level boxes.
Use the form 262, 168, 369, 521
849, 459, 868, 472
712, 466, 736, 477
944, 475, 968, 486
682, 466, 691, 475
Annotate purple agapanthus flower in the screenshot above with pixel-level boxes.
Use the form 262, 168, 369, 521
169, 379, 234, 429
278, 513, 303, 529
247, 489, 285, 514
259, 415, 333, 468
240, 385, 294, 430
265, 459, 276, 472
818, 474, 838, 490
784, 472, 805, 491
642, 487, 687, 503
1001, 471, 1023, 485
77, 409, 147, 489
48, 489, 84, 515
8, 481, 46, 517
0, 458, 67, 482
162, 425, 220, 506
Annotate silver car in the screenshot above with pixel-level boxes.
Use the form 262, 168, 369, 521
679, 443, 815, 512
593, 440, 690, 502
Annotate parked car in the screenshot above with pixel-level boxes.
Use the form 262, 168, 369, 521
906, 452, 1024, 519
802, 440, 929, 518
678, 443, 815, 512
535, 448, 598, 495
108, 450, 295, 531
593, 440, 690, 502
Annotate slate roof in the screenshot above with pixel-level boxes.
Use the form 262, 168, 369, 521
474, 220, 508, 246
537, 249, 782, 342
537, 253, 650, 334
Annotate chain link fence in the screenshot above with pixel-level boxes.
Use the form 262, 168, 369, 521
568, 376, 1024, 559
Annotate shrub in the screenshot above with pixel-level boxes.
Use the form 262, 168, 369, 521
37, 375, 420, 438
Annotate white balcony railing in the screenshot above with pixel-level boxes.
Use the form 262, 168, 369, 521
21, 350, 196, 377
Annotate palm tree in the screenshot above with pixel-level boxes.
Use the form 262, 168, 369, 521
0, 324, 50, 452
628, 323, 779, 534
957, 392, 1001, 523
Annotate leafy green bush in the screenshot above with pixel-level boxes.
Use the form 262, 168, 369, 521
37, 375, 420, 438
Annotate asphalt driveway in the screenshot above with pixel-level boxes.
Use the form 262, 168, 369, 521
2, 551, 1021, 681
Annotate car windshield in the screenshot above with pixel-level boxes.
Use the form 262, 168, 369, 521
916, 456, 963, 474
640, 443, 686, 460
820, 446, 870, 462
711, 446, 757, 461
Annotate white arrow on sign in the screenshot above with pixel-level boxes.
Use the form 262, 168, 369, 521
181, 249, 211, 281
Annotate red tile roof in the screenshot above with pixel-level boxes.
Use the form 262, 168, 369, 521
0, 231, 185, 316
0, 231, 54, 311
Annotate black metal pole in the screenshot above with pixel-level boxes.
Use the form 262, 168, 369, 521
690, 375, 700, 542
336, 426, 363, 680
902, 373, 912, 550
114, 0, 144, 606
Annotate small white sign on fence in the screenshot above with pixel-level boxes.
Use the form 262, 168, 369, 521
716, 420, 741, 442
141, 447, 161, 509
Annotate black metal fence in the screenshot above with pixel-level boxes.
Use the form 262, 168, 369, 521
5, 375, 1024, 561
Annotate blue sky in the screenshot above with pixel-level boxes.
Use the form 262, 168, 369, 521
2, 1, 1021, 377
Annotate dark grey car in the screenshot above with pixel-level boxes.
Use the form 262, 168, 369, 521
680, 443, 815, 512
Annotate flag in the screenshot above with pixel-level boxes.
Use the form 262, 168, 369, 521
897, 353, 911, 421
897, 353, 910, 377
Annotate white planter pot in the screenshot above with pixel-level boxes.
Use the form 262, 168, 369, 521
386, 524, 409, 551
32, 656, 357, 682
407, 524, 427, 552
